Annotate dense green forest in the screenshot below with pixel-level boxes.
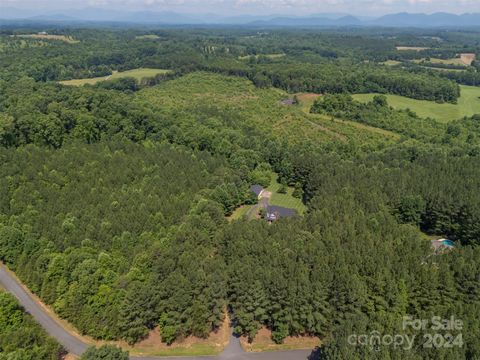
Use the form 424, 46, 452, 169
0, 28, 468, 102
0, 291, 64, 359
0, 27, 480, 359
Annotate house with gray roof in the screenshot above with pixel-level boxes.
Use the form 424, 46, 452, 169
266, 205, 297, 222
250, 184, 264, 198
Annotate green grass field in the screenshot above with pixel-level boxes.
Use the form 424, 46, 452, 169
431, 57, 465, 66
131, 344, 221, 357
412, 57, 467, 66
396, 46, 429, 51
60, 68, 170, 86
267, 176, 306, 215
239, 53, 285, 60
381, 60, 403, 66
422, 67, 467, 73
353, 85, 480, 123
13, 34, 79, 43
228, 205, 253, 221
135, 34, 161, 40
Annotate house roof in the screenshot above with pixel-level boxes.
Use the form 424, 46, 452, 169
266, 205, 297, 218
250, 184, 264, 196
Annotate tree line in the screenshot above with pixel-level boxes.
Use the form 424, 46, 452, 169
0, 291, 65, 359
0, 28, 480, 359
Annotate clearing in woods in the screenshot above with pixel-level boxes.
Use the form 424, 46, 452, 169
396, 46, 430, 51
135, 34, 161, 40
296, 92, 400, 140
59, 68, 171, 86
412, 57, 469, 66
381, 60, 403, 66
412, 54, 476, 68
228, 205, 253, 221
266, 176, 306, 215
353, 85, 480, 123
136, 72, 396, 148
460, 53, 476, 66
239, 53, 286, 60
228, 173, 306, 221
12, 34, 79, 43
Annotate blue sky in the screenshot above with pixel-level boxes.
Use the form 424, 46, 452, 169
2, 0, 480, 16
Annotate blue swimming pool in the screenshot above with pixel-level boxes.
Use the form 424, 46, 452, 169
442, 240, 455, 247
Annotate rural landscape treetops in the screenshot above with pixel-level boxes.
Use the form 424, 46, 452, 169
0, 10, 480, 360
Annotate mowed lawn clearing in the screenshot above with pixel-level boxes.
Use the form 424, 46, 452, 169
229, 173, 306, 221
59, 68, 170, 86
353, 85, 480, 123
412, 57, 468, 66
266, 176, 306, 215
227, 205, 253, 221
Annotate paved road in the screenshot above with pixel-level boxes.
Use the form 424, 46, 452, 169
0, 264, 316, 360
0, 264, 89, 355
133, 333, 315, 360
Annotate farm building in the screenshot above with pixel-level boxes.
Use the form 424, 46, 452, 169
266, 205, 297, 222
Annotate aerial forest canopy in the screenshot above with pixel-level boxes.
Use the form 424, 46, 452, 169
0, 27, 479, 359
0, 28, 463, 102
0, 291, 64, 359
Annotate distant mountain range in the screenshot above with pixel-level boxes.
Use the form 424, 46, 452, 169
371, 12, 480, 27
1, 7, 480, 28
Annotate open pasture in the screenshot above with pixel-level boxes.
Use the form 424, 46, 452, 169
59, 68, 170, 86
135, 34, 161, 40
239, 53, 286, 60
12, 34, 79, 43
396, 46, 429, 51
353, 85, 480, 123
412, 57, 468, 66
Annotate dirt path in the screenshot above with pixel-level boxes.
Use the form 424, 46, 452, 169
246, 197, 269, 219
304, 119, 348, 142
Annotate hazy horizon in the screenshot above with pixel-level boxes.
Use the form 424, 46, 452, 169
2, 0, 480, 17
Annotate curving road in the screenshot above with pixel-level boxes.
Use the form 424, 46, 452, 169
0, 264, 317, 360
